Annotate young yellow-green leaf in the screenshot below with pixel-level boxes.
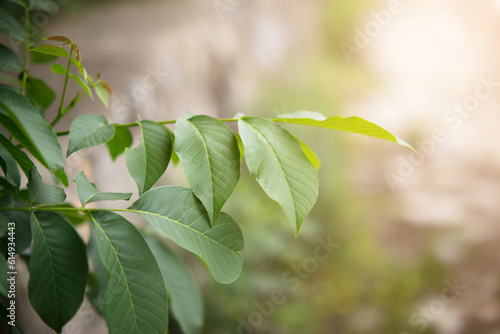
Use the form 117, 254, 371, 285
28, 167, 66, 205
73, 171, 131, 206
71, 59, 87, 81
28, 211, 88, 333
0, 7, 24, 41
0, 86, 67, 185
175, 115, 240, 226
90, 211, 169, 334
296, 137, 320, 170
106, 126, 133, 161
144, 236, 204, 334
94, 83, 108, 108
0, 145, 20, 188
130, 186, 244, 284
31, 45, 69, 59
69, 74, 93, 98
26, 76, 56, 109
275, 111, 412, 149
67, 115, 115, 157
51, 63, 67, 75
0, 43, 22, 72
238, 117, 319, 236
125, 121, 172, 195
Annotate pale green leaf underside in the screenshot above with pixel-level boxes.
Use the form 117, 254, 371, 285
238, 117, 319, 236
90, 211, 169, 334
28, 167, 66, 205
67, 114, 115, 157
125, 121, 172, 195
73, 171, 131, 206
28, 211, 88, 333
175, 115, 240, 226
0, 86, 67, 185
275, 111, 412, 149
145, 236, 204, 334
130, 186, 244, 284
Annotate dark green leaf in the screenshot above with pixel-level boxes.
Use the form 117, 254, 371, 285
30, 0, 59, 12
0, 87, 67, 185
0, 145, 20, 188
67, 115, 115, 157
0, 195, 31, 253
130, 186, 244, 284
106, 127, 133, 161
73, 171, 131, 206
28, 211, 87, 333
0, 132, 35, 178
0, 7, 24, 41
275, 111, 412, 149
125, 121, 172, 195
27, 167, 66, 205
26, 76, 56, 109
86, 226, 107, 317
238, 117, 319, 236
0, 43, 22, 72
90, 211, 169, 334
6, 0, 26, 7
145, 236, 203, 334
0, 246, 8, 297
175, 115, 240, 226
30, 45, 69, 59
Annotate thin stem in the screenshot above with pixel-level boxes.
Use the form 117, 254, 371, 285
51, 46, 74, 127
20, 4, 30, 95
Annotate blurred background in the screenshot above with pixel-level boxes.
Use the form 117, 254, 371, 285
12, 0, 500, 333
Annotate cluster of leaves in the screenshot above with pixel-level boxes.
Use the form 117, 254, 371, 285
0, 1, 410, 333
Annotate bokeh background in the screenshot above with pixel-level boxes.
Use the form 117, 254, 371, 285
11, 0, 500, 333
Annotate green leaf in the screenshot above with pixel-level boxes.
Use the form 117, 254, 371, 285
73, 171, 131, 206
90, 210, 169, 334
125, 121, 172, 195
0, 7, 24, 41
67, 115, 115, 157
28, 167, 66, 205
144, 236, 204, 334
235, 133, 244, 162
106, 126, 133, 161
169, 130, 180, 165
86, 227, 107, 317
0, 195, 31, 253
69, 74, 93, 98
61, 92, 84, 116
26, 76, 56, 109
130, 186, 244, 284
44, 36, 72, 43
71, 59, 87, 81
175, 115, 240, 226
0, 246, 9, 297
0, 132, 35, 178
296, 137, 320, 170
6, 0, 26, 7
31, 51, 58, 64
238, 117, 319, 236
28, 211, 88, 333
0, 43, 22, 72
275, 111, 412, 148
0, 144, 20, 188
50, 63, 67, 75
94, 84, 108, 108
0, 87, 67, 185
30, 45, 69, 59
